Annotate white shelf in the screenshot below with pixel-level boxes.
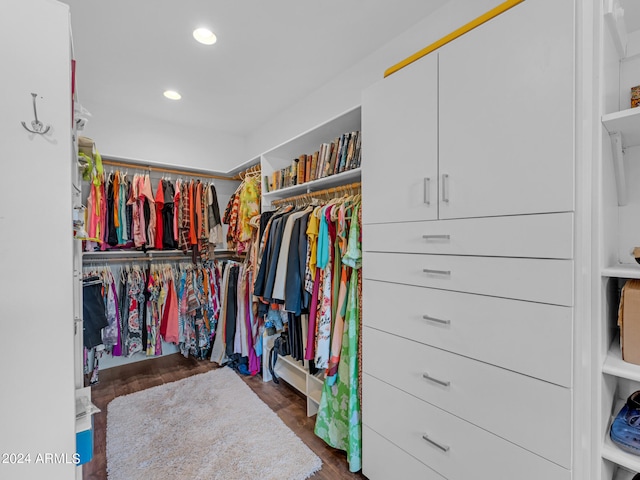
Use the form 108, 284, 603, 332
603, 108, 640, 148
273, 355, 307, 394
308, 373, 325, 387
602, 264, 640, 279
603, 339, 640, 382
277, 354, 307, 374
263, 167, 361, 200
262, 331, 325, 417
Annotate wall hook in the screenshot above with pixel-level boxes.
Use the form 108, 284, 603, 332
21, 93, 51, 134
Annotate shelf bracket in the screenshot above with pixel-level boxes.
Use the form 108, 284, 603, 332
610, 131, 628, 206
604, 0, 627, 59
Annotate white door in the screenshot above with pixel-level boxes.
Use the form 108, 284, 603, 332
362, 53, 439, 224
0, 1, 76, 479
438, 0, 574, 219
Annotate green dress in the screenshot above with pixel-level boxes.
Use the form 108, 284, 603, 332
314, 202, 362, 472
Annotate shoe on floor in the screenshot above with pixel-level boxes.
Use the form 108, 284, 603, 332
611, 391, 640, 455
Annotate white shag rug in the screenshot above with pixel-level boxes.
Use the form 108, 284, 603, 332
106, 368, 322, 480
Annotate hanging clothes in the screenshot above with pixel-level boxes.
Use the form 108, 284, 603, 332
82, 260, 222, 366
154, 179, 165, 250
207, 183, 223, 246
83, 168, 220, 260
223, 174, 261, 255
251, 189, 362, 472
314, 202, 362, 472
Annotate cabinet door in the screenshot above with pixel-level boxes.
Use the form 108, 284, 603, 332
362, 53, 438, 224
438, 0, 574, 219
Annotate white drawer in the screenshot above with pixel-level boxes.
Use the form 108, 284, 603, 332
363, 212, 573, 259
363, 251, 573, 306
363, 425, 445, 480
363, 327, 571, 468
363, 374, 571, 480
363, 280, 572, 386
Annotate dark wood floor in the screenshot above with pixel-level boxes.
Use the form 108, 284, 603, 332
83, 353, 368, 480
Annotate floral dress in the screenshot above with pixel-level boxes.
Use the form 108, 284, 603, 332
314, 202, 362, 472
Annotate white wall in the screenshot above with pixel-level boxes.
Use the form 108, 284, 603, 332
245, 0, 505, 160
0, 1, 76, 478
80, 98, 247, 173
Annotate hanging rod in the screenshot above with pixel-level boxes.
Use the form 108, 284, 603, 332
82, 249, 244, 264
237, 163, 262, 180
101, 157, 238, 181
271, 181, 361, 206
83, 250, 193, 263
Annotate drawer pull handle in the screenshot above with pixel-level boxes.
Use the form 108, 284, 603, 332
422, 373, 451, 387
423, 268, 451, 276
423, 177, 430, 205
422, 434, 450, 452
422, 315, 450, 325
422, 234, 450, 240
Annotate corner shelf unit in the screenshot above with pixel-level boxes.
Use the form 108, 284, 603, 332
599, 1, 640, 478
258, 106, 362, 415
260, 105, 361, 206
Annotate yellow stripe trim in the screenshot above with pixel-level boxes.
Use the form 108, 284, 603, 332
384, 0, 525, 78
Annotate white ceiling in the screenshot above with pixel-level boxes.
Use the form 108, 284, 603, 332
61, 0, 449, 137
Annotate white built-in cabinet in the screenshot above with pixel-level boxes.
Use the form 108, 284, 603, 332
598, 1, 640, 479
438, 0, 574, 219
364, 0, 574, 227
362, 55, 438, 223
361, 0, 581, 478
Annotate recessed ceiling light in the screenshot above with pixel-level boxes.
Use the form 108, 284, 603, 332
163, 90, 182, 100
193, 27, 217, 45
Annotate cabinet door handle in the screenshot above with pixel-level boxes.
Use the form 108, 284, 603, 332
422, 434, 450, 452
422, 314, 450, 325
423, 268, 451, 276
423, 177, 430, 205
442, 174, 450, 203
422, 234, 450, 240
422, 372, 451, 387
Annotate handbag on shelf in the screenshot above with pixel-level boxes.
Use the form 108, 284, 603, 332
268, 331, 290, 384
